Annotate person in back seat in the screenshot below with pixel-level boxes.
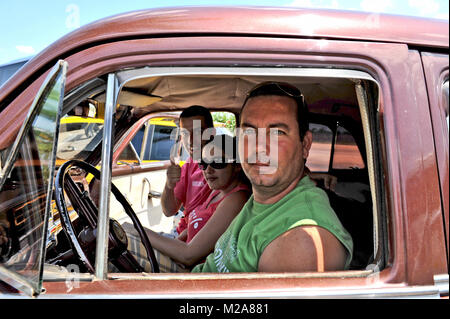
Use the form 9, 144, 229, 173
161, 105, 216, 241
192, 82, 353, 273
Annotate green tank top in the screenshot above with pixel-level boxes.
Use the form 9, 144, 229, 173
192, 176, 353, 273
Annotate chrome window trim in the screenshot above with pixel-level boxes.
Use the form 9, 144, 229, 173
140, 162, 166, 169
355, 80, 380, 263
94, 73, 118, 279
116, 67, 377, 87
129, 141, 141, 165
112, 66, 383, 280
433, 273, 449, 295
13, 284, 443, 299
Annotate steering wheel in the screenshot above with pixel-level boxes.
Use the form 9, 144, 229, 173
54, 159, 159, 273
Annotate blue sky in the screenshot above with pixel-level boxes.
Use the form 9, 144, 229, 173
0, 0, 448, 65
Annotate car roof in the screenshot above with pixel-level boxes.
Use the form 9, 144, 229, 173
0, 6, 448, 107
34, 6, 450, 51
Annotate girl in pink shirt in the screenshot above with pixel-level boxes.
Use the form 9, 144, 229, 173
186, 183, 249, 243
143, 135, 251, 270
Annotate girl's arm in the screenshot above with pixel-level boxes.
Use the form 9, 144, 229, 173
144, 190, 249, 266
177, 228, 187, 241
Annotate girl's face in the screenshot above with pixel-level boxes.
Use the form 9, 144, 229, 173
201, 145, 240, 191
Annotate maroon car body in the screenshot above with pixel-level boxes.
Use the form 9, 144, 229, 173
0, 6, 448, 299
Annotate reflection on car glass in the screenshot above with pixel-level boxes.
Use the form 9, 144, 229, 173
57, 119, 104, 161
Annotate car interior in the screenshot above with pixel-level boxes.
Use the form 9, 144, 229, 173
2, 66, 385, 281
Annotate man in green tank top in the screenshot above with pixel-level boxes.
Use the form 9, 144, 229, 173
192, 82, 353, 273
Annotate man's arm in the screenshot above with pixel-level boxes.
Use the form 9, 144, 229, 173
161, 161, 183, 217
258, 226, 347, 272
161, 183, 182, 217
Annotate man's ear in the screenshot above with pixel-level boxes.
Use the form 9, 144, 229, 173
302, 131, 313, 160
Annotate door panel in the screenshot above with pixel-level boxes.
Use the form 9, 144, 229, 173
421, 52, 449, 261
111, 169, 175, 234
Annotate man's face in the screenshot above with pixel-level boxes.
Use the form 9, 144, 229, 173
180, 115, 211, 160
239, 95, 312, 195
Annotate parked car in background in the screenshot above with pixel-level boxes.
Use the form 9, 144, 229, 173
0, 57, 30, 88
0, 6, 448, 299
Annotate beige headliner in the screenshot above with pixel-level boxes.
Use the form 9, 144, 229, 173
105, 73, 360, 115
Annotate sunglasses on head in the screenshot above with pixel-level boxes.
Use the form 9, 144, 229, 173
246, 81, 305, 105
199, 158, 233, 170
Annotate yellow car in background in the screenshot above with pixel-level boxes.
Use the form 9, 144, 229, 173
117, 116, 188, 166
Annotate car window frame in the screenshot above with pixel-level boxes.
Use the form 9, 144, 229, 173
0, 60, 67, 296
93, 66, 383, 280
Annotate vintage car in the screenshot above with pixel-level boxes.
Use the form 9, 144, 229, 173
0, 6, 448, 299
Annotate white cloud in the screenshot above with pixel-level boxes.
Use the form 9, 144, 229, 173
408, 0, 440, 16
15, 45, 36, 55
360, 0, 393, 13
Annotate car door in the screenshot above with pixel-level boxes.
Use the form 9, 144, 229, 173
420, 52, 449, 261
0, 60, 67, 297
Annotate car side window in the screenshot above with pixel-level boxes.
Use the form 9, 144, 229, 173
332, 126, 365, 170
308, 123, 333, 171
131, 125, 146, 157
143, 124, 174, 161
121, 117, 187, 164
116, 143, 139, 164
212, 111, 236, 136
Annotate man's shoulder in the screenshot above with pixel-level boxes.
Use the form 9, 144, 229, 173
287, 176, 330, 205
